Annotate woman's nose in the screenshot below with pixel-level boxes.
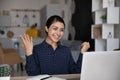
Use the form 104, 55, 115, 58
56, 30, 61, 35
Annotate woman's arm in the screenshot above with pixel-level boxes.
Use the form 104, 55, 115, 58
20, 34, 41, 76
69, 42, 90, 73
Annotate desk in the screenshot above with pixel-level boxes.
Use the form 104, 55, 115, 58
10, 74, 80, 80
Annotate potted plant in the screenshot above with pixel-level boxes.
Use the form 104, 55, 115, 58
0, 64, 11, 80
100, 15, 107, 23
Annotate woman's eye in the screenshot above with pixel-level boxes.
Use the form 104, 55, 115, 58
53, 28, 57, 30
60, 29, 64, 32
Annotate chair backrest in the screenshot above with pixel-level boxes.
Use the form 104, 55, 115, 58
0, 43, 4, 55
0, 43, 4, 64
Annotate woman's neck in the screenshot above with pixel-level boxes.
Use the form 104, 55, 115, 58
45, 38, 58, 50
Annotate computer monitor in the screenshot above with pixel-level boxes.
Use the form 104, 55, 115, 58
81, 51, 120, 80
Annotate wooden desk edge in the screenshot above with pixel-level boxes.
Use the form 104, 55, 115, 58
10, 74, 80, 80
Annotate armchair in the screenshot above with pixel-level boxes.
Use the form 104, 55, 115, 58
0, 43, 23, 65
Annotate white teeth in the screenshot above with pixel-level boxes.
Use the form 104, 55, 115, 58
53, 34, 59, 39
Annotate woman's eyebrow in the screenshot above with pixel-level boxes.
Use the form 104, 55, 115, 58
52, 26, 65, 29
52, 26, 58, 28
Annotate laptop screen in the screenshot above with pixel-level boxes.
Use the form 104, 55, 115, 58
81, 51, 120, 80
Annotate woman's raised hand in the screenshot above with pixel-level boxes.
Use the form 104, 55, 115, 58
80, 42, 90, 54
20, 34, 33, 56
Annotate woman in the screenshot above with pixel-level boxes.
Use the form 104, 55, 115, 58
20, 15, 90, 76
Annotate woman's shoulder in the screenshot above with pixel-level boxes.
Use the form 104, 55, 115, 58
59, 44, 71, 53
60, 44, 70, 49
33, 40, 45, 48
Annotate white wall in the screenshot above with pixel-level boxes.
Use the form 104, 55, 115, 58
0, 0, 50, 10
0, 0, 50, 27
0, 0, 49, 38
0, 0, 73, 40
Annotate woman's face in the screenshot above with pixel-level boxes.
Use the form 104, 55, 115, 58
45, 21, 65, 43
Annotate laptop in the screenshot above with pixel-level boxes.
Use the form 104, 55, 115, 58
81, 51, 120, 80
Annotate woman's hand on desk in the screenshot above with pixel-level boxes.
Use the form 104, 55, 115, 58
80, 42, 90, 54
20, 34, 33, 56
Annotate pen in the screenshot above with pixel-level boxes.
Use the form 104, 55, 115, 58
41, 76, 52, 80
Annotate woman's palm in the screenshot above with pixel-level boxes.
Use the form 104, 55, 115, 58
20, 34, 33, 56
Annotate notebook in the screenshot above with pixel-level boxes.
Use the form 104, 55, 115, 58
81, 51, 120, 80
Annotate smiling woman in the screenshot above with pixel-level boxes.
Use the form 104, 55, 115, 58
20, 15, 90, 76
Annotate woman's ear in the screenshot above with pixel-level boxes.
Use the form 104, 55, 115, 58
45, 26, 48, 32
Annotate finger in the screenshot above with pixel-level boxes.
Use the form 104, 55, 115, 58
82, 42, 89, 49
20, 35, 26, 49
26, 34, 30, 41
20, 34, 27, 46
24, 34, 28, 41
30, 36, 33, 44
82, 42, 86, 46
26, 34, 32, 43
20, 35, 25, 43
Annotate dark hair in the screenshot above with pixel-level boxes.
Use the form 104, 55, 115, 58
46, 15, 65, 29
